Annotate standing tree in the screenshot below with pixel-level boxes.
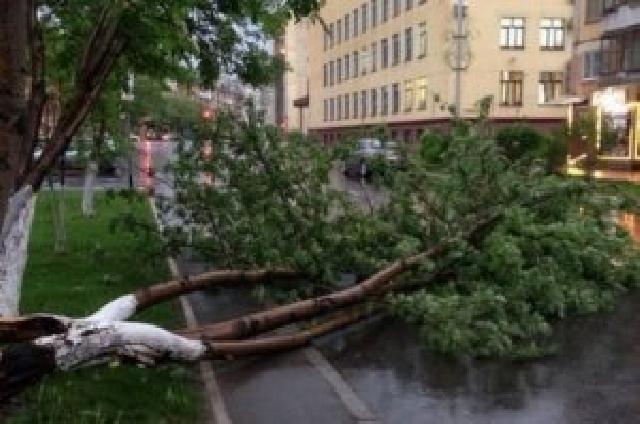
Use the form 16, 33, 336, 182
0, 0, 318, 317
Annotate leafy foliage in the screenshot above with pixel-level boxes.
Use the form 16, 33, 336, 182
163, 110, 640, 359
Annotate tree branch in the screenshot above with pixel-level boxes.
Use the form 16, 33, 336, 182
23, 6, 126, 189
19, 0, 45, 181
90, 268, 302, 321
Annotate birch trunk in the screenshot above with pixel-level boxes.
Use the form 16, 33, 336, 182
82, 160, 98, 217
0, 187, 36, 317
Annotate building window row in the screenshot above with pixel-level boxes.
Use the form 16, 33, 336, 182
323, 24, 427, 87
499, 70, 565, 107
322, 70, 563, 121
500, 17, 566, 50
324, 0, 427, 50
323, 78, 431, 122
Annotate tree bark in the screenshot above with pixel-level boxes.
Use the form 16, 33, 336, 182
0, 188, 36, 317
0, 1, 29, 225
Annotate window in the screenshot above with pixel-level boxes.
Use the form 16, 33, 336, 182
418, 23, 427, 58
392, 33, 400, 65
344, 54, 350, 81
353, 92, 359, 118
345, 95, 350, 119
540, 19, 565, 50
416, 77, 427, 110
381, 38, 389, 68
329, 23, 335, 48
337, 19, 342, 43
372, 0, 378, 27
603, 0, 624, 14
382, 0, 389, 22
393, 0, 401, 17
371, 42, 378, 72
405, 27, 413, 61
337, 95, 342, 120
324, 30, 328, 51
361, 3, 368, 34
418, 0, 426, 4
353, 51, 359, 78
337, 58, 343, 84
500, 71, 524, 107
330, 97, 335, 121
381, 85, 389, 115
323, 99, 328, 121
354, 9, 359, 37
361, 46, 368, 76
323, 63, 328, 87
403, 129, 413, 143
500, 18, 525, 50
538, 71, 563, 104
371, 88, 378, 117
392, 83, 400, 114
600, 37, 621, 75
329, 60, 334, 86
406, 0, 412, 11
361, 90, 368, 118
583, 50, 602, 79
586, 0, 603, 22
404, 80, 414, 111
622, 29, 640, 72
345, 15, 350, 41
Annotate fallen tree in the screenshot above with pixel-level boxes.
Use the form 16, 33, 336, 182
2, 119, 640, 404
0, 214, 492, 402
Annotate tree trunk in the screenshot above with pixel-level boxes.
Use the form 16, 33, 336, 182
0, 188, 36, 317
0, 0, 29, 230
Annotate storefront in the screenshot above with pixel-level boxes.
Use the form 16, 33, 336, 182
568, 86, 640, 171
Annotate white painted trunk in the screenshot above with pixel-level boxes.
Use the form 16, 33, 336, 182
82, 161, 98, 217
34, 319, 207, 370
0, 187, 36, 317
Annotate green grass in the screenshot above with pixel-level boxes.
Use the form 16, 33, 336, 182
9, 191, 203, 424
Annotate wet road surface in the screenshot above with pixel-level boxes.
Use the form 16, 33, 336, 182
323, 293, 640, 424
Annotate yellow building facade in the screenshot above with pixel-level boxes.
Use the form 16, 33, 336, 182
307, 0, 573, 143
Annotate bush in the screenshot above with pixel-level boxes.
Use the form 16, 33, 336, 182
496, 125, 566, 173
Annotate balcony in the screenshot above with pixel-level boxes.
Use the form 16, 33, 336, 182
602, 1, 640, 33
599, 26, 640, 84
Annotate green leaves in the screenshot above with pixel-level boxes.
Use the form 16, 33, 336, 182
165, 110, 640, 359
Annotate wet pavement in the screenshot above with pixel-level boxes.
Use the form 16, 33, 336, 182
323, 293, 640, 424
145, 139, 640, 424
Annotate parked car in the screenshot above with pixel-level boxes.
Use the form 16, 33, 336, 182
344, 138, 400, 178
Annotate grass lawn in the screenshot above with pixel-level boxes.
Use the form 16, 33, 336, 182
9, 191, 203, 424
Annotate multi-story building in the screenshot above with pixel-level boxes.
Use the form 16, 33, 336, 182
569, 0, 640, 169
275, 19, 311, 133
307, 0, 573, 144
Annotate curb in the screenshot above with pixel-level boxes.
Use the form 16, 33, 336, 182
148, 198, 232, 424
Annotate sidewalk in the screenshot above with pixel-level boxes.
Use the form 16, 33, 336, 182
176, 255, 379, 424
